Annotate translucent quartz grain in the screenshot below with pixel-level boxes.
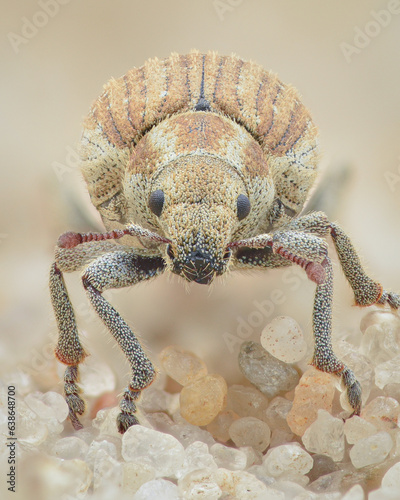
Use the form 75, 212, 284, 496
206, 410, 240, 442
360, 310, 400, 334
226, 384, 269, 418
51, 436, 89, 460
238, 341, 299, 399
269, 429, 296, 448
359, 313, 400, 365
133, 479, 181, 500
336, 340, 374, 405
368, 487, 400, 500
210, 443, 248, 471
272, 480, 307, 498
25, 391, 69, 423
307, 454, 339, 483
92, 406, 123, 437
78, 357, 116, 396
361, 396, 400, 431
159, 345, 208, 386
122, 462, 156, 495
178, 468, 222, 500
240, 446, 263, 468
168, 422, 216, 448
343, 415, 377, 444
302, 410, 345, 462
175, 441, 217, 480
341, 484, 365, 500
375, 354, 400, 389
382, 461, 400, 489
85, 439, 118, 468
93, 448, 122, 490
228, 416, 271, 452
214, 468, 269, 499
58, 459, 93, 498
264, 396, 293, 431
349, 431, 393, 468
260, 316, 307, 363
140, 387, 172, 412
122, 425, 184, 478
18, 399, 48, 446
286, 367, 335, 436
180, 374, 227, 426
263, 443, 313, 477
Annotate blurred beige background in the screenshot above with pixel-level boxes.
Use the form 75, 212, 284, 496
1, 0, 400, 391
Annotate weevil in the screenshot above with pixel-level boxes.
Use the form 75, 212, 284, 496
50, 51, 400, 433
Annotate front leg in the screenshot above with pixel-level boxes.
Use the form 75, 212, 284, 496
82, 250, 165, 433
312, 256, 361, 414
232, 216, 362, 414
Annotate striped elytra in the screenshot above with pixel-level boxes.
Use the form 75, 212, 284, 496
79, 50, 319, 234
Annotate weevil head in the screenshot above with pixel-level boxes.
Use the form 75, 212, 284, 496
125, 111, 275, 284
150, 155, 250, 284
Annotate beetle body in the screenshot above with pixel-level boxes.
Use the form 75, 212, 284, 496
50, 51, 399, 433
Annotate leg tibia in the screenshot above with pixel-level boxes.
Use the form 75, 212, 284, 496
83, 280, 155, 433
49, 263, 87, 430
50, 263, 87, 365
312, 256, 362, 415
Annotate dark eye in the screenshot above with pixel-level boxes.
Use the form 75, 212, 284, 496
237, 194, 251, 221
149, 190, 164, 216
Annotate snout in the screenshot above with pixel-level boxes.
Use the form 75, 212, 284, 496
168, 245, 231, 285
184, 249, 214, 284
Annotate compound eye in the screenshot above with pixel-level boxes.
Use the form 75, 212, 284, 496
149, 190, 165, 217
237, 194, 251, 221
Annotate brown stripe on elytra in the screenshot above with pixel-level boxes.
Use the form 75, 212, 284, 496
261, 82, 282, 148
91, 97, 120, 148
139, 65, 147, 129
159, 60, 170, 117
212, 55, 226, 107
186, 52, 204, 108
254, 73, 278, 142
183, 54, 192, 102
266, 85, 301, 155
106, 77, 135, 145
123, 74, 136, 138
214, 56, 245, 118
236, 61, 264, 129
163, 55, 191, 115
123, 66, 147, 140
104, 91, 127, 148
202, 52, 220, 108
272, 103, 312, 156
271, 108, 296, 155
234, 58, 245, 114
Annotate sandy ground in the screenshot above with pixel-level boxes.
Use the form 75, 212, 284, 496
1, 0, 400, 497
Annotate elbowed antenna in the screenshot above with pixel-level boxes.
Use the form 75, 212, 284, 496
57, 223, 171, 249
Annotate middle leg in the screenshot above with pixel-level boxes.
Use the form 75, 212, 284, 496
312, 256, 361, 414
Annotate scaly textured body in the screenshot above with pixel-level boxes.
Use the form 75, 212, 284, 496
50, 51, 399, 433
